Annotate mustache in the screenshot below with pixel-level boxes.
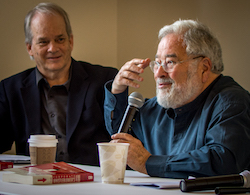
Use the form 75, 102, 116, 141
156, 78, 174, 84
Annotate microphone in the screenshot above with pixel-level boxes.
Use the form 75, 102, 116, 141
215, 187, 250, 194
117, 92, 144, 133
180, 170, 250, 192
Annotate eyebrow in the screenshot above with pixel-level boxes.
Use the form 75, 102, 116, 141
56, 34, 65, 38
155, 54, 178, 58
37, 37, 47, 41
37, 34, 65, 40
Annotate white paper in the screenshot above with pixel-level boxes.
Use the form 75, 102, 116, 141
0, 154, 30, 164
130, 181, 180, 189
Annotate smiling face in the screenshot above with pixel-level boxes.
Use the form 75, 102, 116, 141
26, 12, 73, 79
155, 34, 205, 109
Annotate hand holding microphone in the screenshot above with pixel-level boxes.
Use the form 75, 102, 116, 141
111, 58, 148, 133
117, 92, 144, 133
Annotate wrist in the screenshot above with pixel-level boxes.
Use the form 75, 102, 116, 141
111, 85, 127, 94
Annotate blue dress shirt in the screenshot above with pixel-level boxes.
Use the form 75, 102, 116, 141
104, 75, 250, 178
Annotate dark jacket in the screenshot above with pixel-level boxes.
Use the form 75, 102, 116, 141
0, 58, 118, 165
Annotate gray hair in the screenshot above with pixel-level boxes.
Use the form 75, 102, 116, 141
24, 2, 72, 45
158, 19, 224, 74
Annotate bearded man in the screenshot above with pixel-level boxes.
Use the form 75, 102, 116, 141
104, 19, 250, 178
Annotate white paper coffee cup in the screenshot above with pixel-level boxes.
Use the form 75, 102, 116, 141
28, 135, 58, 165
97, 142, 129, 184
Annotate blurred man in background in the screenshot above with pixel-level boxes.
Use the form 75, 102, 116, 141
0, 2, 117, 165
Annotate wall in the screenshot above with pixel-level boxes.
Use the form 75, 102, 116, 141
1, 0, 250, 100
117, 0, 200, 97
117, 0, 250, 97
0, 0, 117, 79
198, 0, 250, 96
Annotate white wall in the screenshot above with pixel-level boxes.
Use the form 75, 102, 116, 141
0, 0, 118, 79
1, 0, 250, 99
117, 0, 250, 97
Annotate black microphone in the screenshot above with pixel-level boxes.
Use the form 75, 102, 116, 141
215, 187, 250, 194
180, 170, 250, 192
117, 92, 144, 133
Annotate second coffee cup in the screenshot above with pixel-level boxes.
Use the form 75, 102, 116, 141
97, 142, 129, 184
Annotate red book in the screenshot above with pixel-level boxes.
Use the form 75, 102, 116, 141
2, 162, 94, 185
0, 161, 13, 170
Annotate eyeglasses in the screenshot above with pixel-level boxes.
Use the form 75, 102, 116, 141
149, 55, 205, 73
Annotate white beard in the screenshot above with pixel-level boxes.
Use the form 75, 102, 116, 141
156, 66, 203, 109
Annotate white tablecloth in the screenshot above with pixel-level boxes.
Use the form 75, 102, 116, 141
0, 164, 218, 195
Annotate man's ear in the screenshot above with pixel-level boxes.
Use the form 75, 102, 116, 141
26, 43, 33, 57
201, 57, 212, 83
69, 34, 73, 51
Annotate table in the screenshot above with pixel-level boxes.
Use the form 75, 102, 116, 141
0, 164, 222, 195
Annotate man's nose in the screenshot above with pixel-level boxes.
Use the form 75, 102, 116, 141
154, 65, 168, 78
47, 41, 59, 53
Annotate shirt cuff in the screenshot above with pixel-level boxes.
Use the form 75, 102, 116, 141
104, 80, 128, 134
146, 155, 168, 177
146, 155, 190, 178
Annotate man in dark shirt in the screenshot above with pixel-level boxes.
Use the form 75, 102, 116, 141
0, 2, 117, 165
104, 19, 250, 178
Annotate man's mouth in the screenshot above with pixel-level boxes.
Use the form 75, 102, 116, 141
157, 79, 173, 89
47, 55, 61, 60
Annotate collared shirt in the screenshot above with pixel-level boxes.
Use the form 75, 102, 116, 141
36, 67, 72, 162
104, 75, 250, 178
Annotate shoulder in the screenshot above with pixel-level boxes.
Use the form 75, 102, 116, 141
207, 75, 250, 113
212, 75, 250, 103
1, 68, 35, 86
